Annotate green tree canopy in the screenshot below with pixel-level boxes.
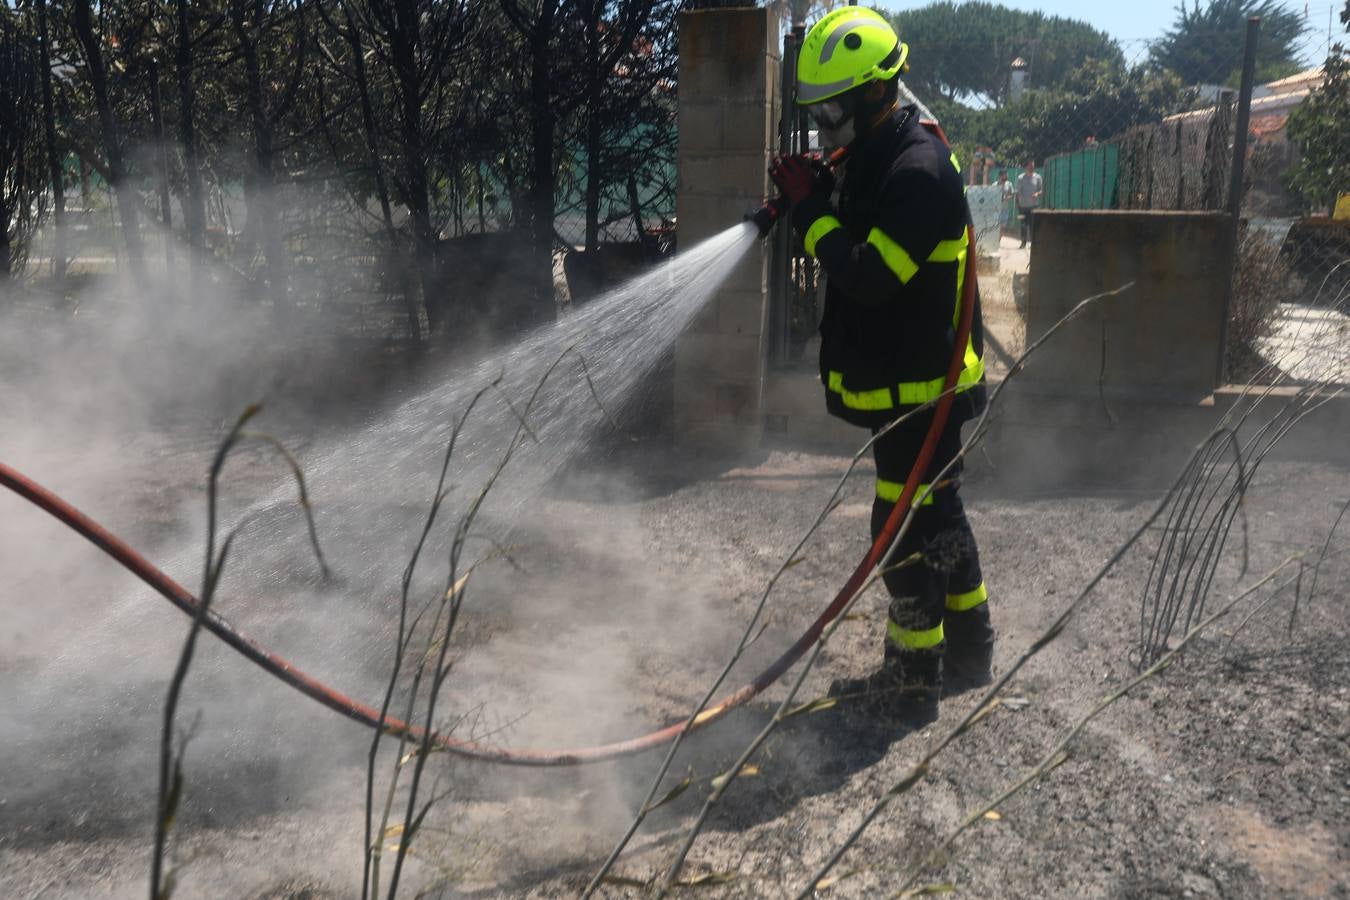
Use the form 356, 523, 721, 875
1283, 0, 1350, 210
1150, 0, 1309, 86
947, 58, 1187, 165
889, 1, 1123, 107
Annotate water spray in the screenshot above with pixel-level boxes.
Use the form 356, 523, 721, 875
0, 217, 977, 767
0, 118, 975, 767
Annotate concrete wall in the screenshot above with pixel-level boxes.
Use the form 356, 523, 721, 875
674, 7, 779, 447
1024, 211, 1232, 401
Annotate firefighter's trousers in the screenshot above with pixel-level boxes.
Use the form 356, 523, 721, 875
870, 412, 988, 654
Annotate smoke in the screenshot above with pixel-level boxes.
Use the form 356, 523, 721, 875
0, 261, 384, 896
0, 223, 770, 894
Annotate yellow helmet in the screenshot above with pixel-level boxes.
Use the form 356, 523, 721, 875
796, 7, 908, 106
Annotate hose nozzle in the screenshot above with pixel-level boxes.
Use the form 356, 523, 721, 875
746, 148, 849, 238
746, 195, 787, 239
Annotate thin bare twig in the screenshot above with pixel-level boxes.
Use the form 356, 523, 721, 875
385, 346, 585, 899
237, 430, 331, 579
363, 382, 492, 900
152, 406, 326, 900
1301, 495, 1350, 634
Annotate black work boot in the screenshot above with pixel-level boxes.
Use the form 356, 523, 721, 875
943, 605, 994, 694
828, 645, 941, 727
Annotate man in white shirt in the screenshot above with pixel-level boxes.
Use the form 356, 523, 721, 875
1015, 160, 1042, 248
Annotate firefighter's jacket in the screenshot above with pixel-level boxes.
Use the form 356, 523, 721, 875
792, 104, 988, 430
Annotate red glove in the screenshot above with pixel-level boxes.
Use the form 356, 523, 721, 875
769, 154, 824, 205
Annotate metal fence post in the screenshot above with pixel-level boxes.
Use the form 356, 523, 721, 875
768, 27, 797, 364
1217, 15, 1261, 386
792, 23, 814, 363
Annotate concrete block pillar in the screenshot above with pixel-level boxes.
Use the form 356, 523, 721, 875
674, 6, 780, 448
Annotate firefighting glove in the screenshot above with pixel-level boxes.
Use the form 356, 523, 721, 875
769, 154, 832, 206
770, 155, 839, 249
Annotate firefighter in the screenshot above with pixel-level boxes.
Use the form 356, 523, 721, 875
768, 7, 993, 726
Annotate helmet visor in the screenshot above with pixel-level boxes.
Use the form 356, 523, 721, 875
806, 99, 851, 131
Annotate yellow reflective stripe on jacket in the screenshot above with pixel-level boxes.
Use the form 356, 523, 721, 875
887, 618, 944, 650
946, 582, 988, 611
928, 233, 970, 326
804, 215, 843, 258
949, 152, 961, 173
927, 235, 967, 264
868, 228, 967, 287
876, 478, 935, 507
952, 235, 968, 328
893, 348, 985, 405
824, 227, 981, 411
867, 227, 920, 284
826, 370, 892, 411
827, 348, 984, 410
962, 331, 980, 374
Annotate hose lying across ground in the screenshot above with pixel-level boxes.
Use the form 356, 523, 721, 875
0, 225, 978, 767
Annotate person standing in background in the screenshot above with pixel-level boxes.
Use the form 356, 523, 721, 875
1015, 160, 1042, 248
996, 169, 1014, 233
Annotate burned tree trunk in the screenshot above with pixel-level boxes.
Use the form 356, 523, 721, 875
385, 0, 439, 331
582, 22, 603, 255
528, 12, 558, 324
35, 0, 67, 285
332, 1, 422, 341
229, 0, 302, 318
148, 59, 174, 271
176, 0, 207, 261
71, 0, 147, 286
360, 0, 479, 337
501, 0, 563, 328
0, 16, 42, 279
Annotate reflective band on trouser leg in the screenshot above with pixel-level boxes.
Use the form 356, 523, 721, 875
887, 618, 945, 650
866, 228, 920, 284
804, 215, 843, 258
946, 582, 988, 612
876, 478, 934, 507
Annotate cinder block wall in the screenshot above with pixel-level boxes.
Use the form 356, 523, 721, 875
1024, 211, 1231, 400
674, 7, 779, 447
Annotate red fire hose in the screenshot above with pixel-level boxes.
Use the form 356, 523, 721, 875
0, 134, 977, 767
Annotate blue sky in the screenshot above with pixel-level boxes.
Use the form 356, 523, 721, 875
872, 0, 1343, 66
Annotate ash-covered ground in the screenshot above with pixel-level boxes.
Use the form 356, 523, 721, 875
2, 410, 1347, 898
